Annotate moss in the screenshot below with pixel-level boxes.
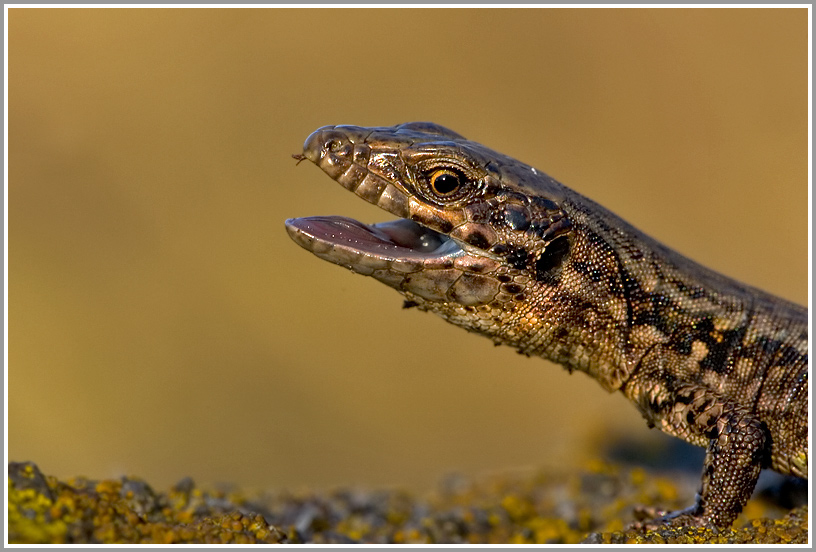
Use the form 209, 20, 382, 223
8, 461, 807, 544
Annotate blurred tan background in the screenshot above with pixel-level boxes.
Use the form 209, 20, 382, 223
9, 8, 807, 493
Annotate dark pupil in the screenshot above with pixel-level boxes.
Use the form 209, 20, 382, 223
432, 172, 460, 195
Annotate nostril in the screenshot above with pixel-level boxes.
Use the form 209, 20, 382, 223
302, 128, 347, 163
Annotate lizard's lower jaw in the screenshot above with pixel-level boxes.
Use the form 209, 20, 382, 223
284, 216, 463, 272
285, 216, 502, 306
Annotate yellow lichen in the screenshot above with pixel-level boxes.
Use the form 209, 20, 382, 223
7, 478, 68, 544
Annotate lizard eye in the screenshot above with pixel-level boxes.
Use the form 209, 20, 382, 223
429, 169, 463, 197
417, 162, 479, 206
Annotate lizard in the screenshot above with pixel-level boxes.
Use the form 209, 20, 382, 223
284, 122, 808, 529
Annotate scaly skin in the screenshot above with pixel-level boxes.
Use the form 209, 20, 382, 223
285, 123, 808, 529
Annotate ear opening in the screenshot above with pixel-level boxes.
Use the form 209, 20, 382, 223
535, 235, 570, 284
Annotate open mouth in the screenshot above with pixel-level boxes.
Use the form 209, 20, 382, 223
284, 125, 484, 273
285, 210, 504, 306
284, 215, 465, 274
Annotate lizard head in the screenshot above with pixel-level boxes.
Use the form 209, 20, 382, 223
285, 123, 574, 343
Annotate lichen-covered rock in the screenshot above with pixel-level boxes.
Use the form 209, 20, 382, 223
7, 461, 807, 544
582, 506, 809, 544
8, 462, 285, 544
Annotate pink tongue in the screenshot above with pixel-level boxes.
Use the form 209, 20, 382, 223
285, 215, 453, 259
308, 216, 392, 242
292, 216, 436, 249
287, 216, 427, 252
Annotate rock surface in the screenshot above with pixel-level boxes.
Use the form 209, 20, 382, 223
8, 461, 807, 544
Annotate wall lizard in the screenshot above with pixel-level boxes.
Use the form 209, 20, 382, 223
285, 122, 808, 529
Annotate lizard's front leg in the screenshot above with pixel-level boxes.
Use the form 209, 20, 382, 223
624, 351, 768, 528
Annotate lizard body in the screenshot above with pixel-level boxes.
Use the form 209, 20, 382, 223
285, 123, 808, 528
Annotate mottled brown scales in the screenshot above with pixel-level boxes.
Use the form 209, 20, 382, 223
285, 122, 808, 529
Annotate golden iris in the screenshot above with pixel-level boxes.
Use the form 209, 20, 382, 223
429, 169, 462, 196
